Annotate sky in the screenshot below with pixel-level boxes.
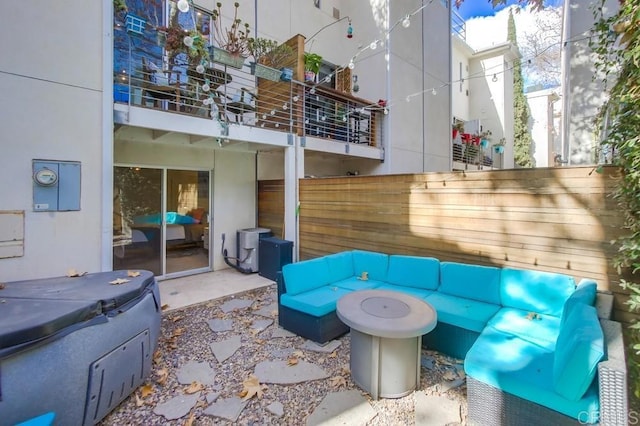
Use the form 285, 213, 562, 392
455, 0, 562, 20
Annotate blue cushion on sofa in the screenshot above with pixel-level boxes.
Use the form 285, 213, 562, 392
465, 327, 600, 422
439, 262, 501, 304
500, 268, 575, 317
487, 308, 561, 351
553, 304, 604, 401
374, 283, 434, 300
352, 250, 389, 281
386, 255, 440, 290
561, 280, 597, 326
325, 251, 354, 282
282, 257, 330, 296
424, 292, 500, 332
333, 277, 382, 291
280, 285, 352, 317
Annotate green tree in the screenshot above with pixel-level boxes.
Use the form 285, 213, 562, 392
508, 9, 534, 168
591, 0, 640, 401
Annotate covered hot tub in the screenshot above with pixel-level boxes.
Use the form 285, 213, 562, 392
0, 270, 161, 425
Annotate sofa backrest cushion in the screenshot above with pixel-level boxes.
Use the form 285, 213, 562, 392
439, 262, 501, 304
553, 304, 604, 401
352, 250, 389, 281
282, 257, 330, 296
500, 268, 575, 317
561, 279, 597, 327
325, 251, 355, 282
386, 255, 440, 290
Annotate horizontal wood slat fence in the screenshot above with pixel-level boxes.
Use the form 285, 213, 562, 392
258, 166, 636, 324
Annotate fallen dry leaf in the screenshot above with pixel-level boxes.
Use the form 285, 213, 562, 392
172, 328, 184, 337
329, 375, 347, 388
442, 370, 458, 381
183, 412, 195, 426
270, 309, 278, 317
67, 268, 87, 277
525, 312, 541, 321
287, 357, 299, 366
171, 315, 184, 322
239, 374, 267, 400
153, 349, 162, 364
254, 338, 265, 345
156, 368, 169, 386
140, 384, 154, 398
109, 278, 129, 285
127, 270, 141, 277
292, 350, 304, 358
135, 393, 144, 407
328, 351, 338, 358
184, 381, 204, 394
161, 304, 170, 311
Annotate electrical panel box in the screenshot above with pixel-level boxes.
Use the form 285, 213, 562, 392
32, 160, 81, 212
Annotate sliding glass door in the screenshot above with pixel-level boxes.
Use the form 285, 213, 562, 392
113, 166, 210, 277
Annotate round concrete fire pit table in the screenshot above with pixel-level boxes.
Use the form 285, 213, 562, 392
336, 289, 437, 399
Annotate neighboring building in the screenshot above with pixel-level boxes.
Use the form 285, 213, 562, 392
526, 87, 562, 167
451, 11, 518, 171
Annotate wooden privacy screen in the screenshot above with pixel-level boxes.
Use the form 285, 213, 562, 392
258, 166, 634, 324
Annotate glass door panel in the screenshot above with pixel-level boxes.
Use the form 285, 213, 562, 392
165, 169, 210, 274
113, 166, 163, 275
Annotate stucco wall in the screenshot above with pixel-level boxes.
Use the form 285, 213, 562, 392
0, 1, 104, 281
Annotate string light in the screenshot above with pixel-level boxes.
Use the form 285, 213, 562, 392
402, 16, 411, 28
195, 64, 205, 74
177, 0, 189, 13
492, 74, 498, 82
348, 60, 355, 70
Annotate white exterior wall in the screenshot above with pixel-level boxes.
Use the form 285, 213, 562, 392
0, 1, 105, 281
562, 0, 618, 165
527, 88, 560, 167
452, 38, 472, 123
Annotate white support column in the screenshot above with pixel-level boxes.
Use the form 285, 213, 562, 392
283, 142, 298, 261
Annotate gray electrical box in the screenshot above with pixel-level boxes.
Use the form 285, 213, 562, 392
32, 160, 81, 212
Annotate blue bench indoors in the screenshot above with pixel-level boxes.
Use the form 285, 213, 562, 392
276, 250, 628, 425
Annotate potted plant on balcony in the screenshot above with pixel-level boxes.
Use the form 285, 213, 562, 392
247, 37, 294, 82
209, 2, 251, 69
304, 52, 323, 83
493, 138, 506, 154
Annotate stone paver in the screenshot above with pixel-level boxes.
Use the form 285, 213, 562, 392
220, 298, 253, 313
302, 339, 341, 353
207, 318, 234, 332
306, 390, 376, 426
175, 361, 216, 385
414, 393, 462, 425
203, 396, 248, 422
255, 360, 329, 384
153, 392, 200, 420
266, 401, 284, 418
210, 335, 242, 363
270, 347, 296, 358
254, 302, 278, 318
206, 392, 220, 404
251, 319, 273, 333
271, 327, 296, 338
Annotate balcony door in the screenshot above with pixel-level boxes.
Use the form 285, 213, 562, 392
113, 166, 210, 277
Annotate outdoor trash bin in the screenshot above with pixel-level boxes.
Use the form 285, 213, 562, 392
0, 270, 161, 425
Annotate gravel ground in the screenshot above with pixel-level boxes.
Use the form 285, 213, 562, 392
99, 284, 468, 425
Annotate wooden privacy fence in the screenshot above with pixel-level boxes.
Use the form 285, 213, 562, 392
258, 166, 634, 323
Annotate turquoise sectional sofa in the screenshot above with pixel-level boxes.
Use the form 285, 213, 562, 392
276, 249, 628, 425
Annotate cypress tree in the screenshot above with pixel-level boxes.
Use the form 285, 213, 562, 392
508, 9, 534, 167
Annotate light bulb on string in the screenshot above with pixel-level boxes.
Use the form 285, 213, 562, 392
348, 60, 355, 70
432, 88, 437, 95
202, 84, 210, 92
177, 0, 189, 13
383, 108, 389, 115
310, 87, 316, 94
492, 74, 498, 82
370, 40, 378, 50
293, 95, 299, 102
402, 15, 411, 28
183, 36, 193, 47
195, 64, 205, 73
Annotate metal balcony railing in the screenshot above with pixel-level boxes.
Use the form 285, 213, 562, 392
452, 8, 466, 40
452, 142, 500, 168
113, 49, 382, 148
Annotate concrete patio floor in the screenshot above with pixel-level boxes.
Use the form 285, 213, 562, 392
158, 268, 274, 311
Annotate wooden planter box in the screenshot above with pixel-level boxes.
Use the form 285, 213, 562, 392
250, 63, 282, 82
